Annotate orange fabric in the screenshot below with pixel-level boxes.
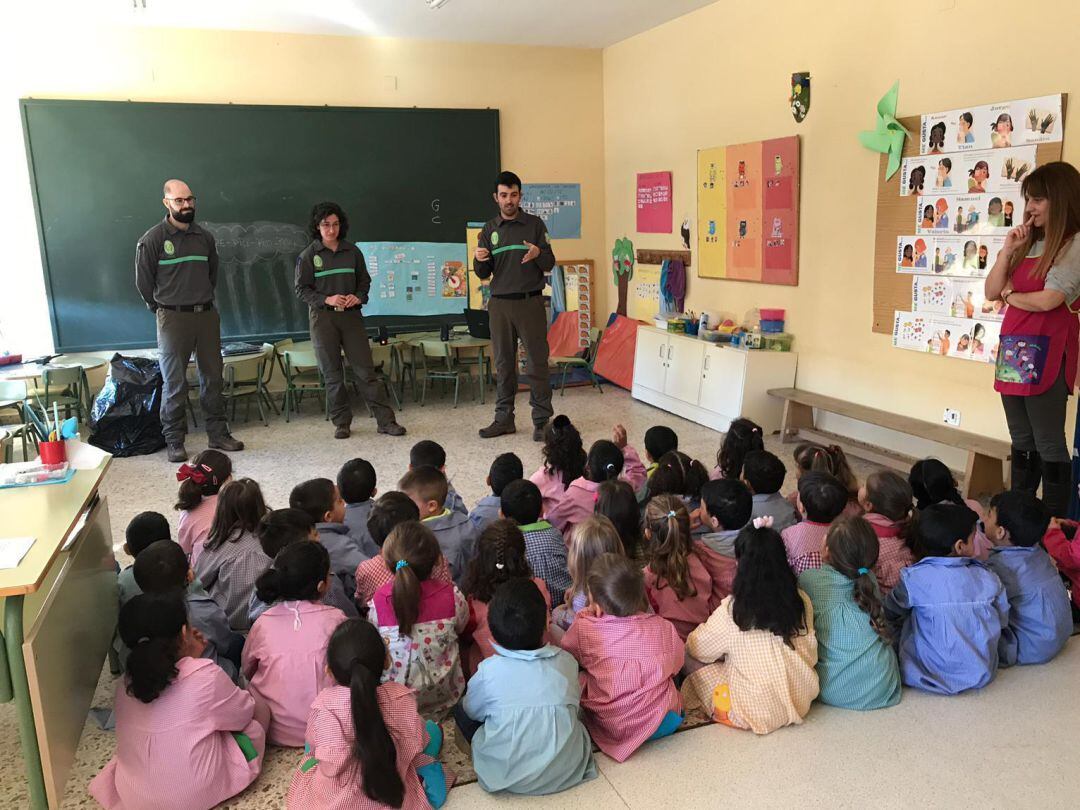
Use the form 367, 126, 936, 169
593, 314, 638, 390
547, 310, 582, 358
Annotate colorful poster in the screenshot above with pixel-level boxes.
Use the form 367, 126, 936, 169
911, 276, 1002, 321
920, 94, 1062, 155
628, 263, 662, 322
696, 135, 800, 285
916, 192, 1021, 236
892, 310, 1001, 363
465, 222, 489, 310
359, 241, 468, 317
896, 234, 1006, 278
521, 183, 581, 239
636, 171, 673, 233
900, 145, 1036, 197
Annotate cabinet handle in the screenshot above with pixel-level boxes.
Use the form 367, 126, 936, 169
658, 344, 665, 359
667, 345, 673, 360
704, 355, 710, 371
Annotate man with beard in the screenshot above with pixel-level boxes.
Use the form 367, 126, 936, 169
136, 179, 244, 462
473, 171, 556, 441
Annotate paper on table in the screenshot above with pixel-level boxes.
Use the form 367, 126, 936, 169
62, 438, 110, 470
0, 537, 35, 569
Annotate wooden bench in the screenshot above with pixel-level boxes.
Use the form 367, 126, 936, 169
768, 387, 1011, 500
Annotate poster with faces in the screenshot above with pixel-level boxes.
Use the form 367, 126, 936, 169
900, 145, 1036, 197
911, 277, 1001, 321
916, 193, 1021, 236
920, 94, 1062, 155
893, 311, 1000, 363
897, 234, 1006, 278
892, 311, 930, 351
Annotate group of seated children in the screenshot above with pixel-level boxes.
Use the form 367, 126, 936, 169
91, 417, 1079, 810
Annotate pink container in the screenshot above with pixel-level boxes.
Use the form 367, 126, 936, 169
760, 308, 785, 320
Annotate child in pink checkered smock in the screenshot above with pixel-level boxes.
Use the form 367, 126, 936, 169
683, 523, 819, 735
90, 592, 265, 810
782, 472, 850, 575
858, 471, 917, 596
174, 450, 232, 566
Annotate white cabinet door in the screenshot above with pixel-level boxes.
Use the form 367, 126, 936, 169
663, 337, 705, 404
633, 328, 669, 393
698, 345, 746, 418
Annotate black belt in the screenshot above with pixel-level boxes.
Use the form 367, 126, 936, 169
491, 290, 544, 300
316, 304, 362, 312
157, 302, 214, 312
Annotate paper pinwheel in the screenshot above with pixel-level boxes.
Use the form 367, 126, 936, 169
859, 81, 909, 181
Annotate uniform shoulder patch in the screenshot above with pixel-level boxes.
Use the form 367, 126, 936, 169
491, 231, 500, 246
313, 255, 324, 268
163, 239, 175, 256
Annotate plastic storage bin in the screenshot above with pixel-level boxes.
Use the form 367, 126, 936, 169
761, 332, 794, 351
760, 308, 785, 321
760, 319, 785, 333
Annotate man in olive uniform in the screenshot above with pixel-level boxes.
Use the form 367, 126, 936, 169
294, 202, 406, 439
136, 179, 243, 462
473, 171, 556, 441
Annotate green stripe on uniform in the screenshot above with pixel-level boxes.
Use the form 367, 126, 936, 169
158, 255, 208, 266
491, 244, 529, 256
313, 268, 356, 278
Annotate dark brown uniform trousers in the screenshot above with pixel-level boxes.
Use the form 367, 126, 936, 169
156, 308, 227, 443
488, 294, 553, 427
309, 308, 394, 428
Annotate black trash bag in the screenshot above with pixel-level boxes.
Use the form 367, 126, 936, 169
88, 354, 166, 457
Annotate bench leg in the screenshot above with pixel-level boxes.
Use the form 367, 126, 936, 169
780, 400, 815, 444
963, 451, 1006, 500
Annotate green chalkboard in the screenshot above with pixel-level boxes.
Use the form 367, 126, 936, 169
21, 99, 500, 352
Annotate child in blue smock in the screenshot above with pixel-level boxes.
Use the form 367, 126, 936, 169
456, 579, 596, 796
884, 503, 1009, 695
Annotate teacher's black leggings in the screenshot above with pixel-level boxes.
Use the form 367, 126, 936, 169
999, 364, 1071, 462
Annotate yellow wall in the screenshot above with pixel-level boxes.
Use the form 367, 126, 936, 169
2, 25, 605, 354
602, 0, 1080, 445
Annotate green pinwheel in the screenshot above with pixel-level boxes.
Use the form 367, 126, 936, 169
859, 81, 910, 181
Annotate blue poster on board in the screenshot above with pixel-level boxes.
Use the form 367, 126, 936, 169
357, 242, 468, 317
521, 183, 582, 239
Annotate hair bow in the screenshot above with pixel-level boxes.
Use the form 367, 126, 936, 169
176, 463, 210, 485
395, 560, 409, 572
667, 510, 677, 518
752, 515, 774, 529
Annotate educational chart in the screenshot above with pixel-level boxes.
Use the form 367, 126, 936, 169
697, 136, 800, 285
920, 94, 1062, 154
914, 192, 1022, 235
636, 171, 673, 233
896, 234, 1007, 278
359, 241, 468, 317
521, 183, 582, 239
892, 310, 1001, 363
465, 222, 489, 310
899, 145, 1036, 197
628, 263, 662, 322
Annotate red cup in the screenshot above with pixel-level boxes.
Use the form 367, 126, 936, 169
39, 440, 67, 465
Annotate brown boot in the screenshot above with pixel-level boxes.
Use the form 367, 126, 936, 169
377, 422, 407, 436
334, 425, 351, 439
479, 420, 516, 439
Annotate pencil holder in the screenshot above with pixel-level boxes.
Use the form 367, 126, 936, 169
39, 440, 67, 465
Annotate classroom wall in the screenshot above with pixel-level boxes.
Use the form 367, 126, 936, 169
602, 0, 1080, 453
1, 24, 605, 356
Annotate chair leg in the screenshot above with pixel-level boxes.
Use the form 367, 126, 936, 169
453, 376, 460, 408
285, 386, 292, 423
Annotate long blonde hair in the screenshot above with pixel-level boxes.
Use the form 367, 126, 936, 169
643, 495, 696, 600
566, 515, 625, 601
1009, 161, 1080, 280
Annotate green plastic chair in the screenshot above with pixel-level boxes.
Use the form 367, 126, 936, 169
1, 380, 41, 460
418, 340, 473, 408
282, 348, 327, 422
39, 365, 87, 422
223, 344, 275, 426
552, 327, 604, 396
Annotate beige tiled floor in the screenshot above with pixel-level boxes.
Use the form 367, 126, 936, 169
6, 385, 1077, 808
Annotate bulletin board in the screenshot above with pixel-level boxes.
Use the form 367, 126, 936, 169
697, 135, 800, 285
871, 95, 1067, 342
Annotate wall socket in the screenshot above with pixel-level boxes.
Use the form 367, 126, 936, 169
943, 408, 961, 427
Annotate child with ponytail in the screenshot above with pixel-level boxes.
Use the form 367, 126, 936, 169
552, 515, 626, 630
858, 471, 917, 595
909, 458, 993, 559
243, 542, 346, 747
530, 414, 588, 517
712, 417, 764, 481
287, 619, 450, 809
174, 450, 233, 565
798, 516, 902, 710
789, 443, 861, 517
642, 495, 716, 641
90, 593, 265, 810
366, 521, 468, 720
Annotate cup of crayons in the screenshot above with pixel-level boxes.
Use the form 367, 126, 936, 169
38, 401, 69, 465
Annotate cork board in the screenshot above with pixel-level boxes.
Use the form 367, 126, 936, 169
871, 98, 1067, 335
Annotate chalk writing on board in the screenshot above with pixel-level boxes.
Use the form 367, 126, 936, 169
431, 199, 442, 226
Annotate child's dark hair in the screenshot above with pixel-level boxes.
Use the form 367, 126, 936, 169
542, 414, 587, 489
798, 472, 849, 524
337, 458, 377, 505
383, 521, 441, 636
119, 592, 188, 703
989, 490, 1050, 548
255, 541, 330, 604
398, 466, 448, 510
206, 478, 267, 551
125, 511, 171, 556
700, 478, 753, 531
586, 439, 624, 482
174, 449, 232, 512
488, 453, 524, 497
325, 619, 403, 807
257, 508, 315, 558
289, 478, 337, 524
793, 443, 858, 497
366, 492, 420, 548
863, 470, 915, 548
646, 451, 708, 501
717, 417, 764, 480
500, 479, 543, 525
462, 519, 533, 603
908, 458, 965, 510
133, 540, 188, 594
732, 525, 806, 643
409, 440, 446, 470
488, 578, 547, 651
825, 517, 890, 641
644, 425, 679, 462
587, 553, 648, 617
742, 450, 786, 496
914, 502, 978, 558
643, 495, 696, 600
595, 480, 642, 558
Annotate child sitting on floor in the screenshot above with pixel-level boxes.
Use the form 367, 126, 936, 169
118, 511, 172, 607
782, 472, 849, 575
530, 415, 588, 517
410, 439, 468, 515
909, 458, 992, 559
175, 450, 232, 565
695, 479, 753, 604
553, 515, 625, 630
642, 495, 715, 641
499, 479, 571, 604
711, 417, 764, 481
644, 451, 710, 517
798, 516, 901, 710
983, 490, 1072, 666
742, 450, 800, 532
1043, 508, 1080, 621
458, 580, 597, 795
682, 522, 819, 734
643, 425, 679, 481
337, 457, 380, 559
290, 478, 365, 599
884, 503, 1009, 695
789, 443, 861, 517
562, 553, 684, 762
858, 470, 916, 596
470, 452, 523, 532
596, 479, 645, 561
286, 619, 449, 809
399, 466, 479, 586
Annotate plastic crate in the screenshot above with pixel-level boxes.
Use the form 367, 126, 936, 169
761, 332, 794, 351
760, 319, 786, 333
